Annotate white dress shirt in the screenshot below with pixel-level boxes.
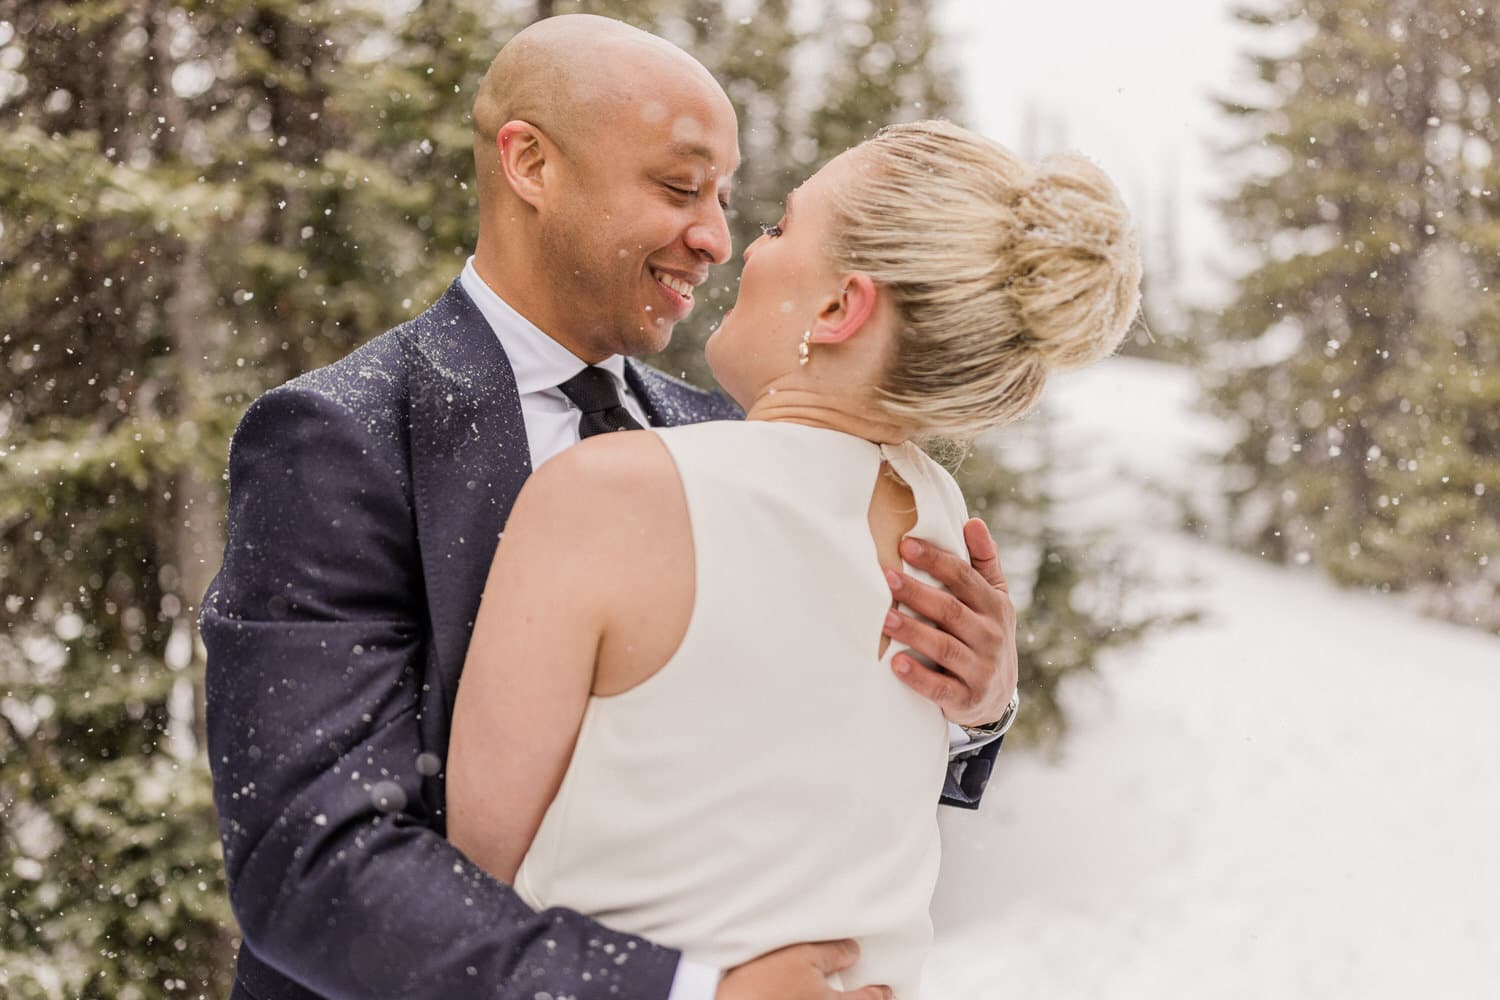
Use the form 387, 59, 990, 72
457, 259, 720, 1000
459, 259, 650, 471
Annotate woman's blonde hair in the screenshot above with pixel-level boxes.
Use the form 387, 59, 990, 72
828, 119, 1142, 440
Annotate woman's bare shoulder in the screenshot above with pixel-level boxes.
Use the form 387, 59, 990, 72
525, 429, 682, 519
510, 431, 689, 587
528, 431, 694, 695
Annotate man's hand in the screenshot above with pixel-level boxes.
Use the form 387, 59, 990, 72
716, 939, 892, 999
882, 517, 1019, 728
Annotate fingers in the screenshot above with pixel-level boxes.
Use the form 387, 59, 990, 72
884, 599, 1011, 725
962, 517, 1009, 592
804, 938, 861, 975
897, 536, 998, 616
843, 986, 895, 999
884, 566, 1002, 660
887, 532, 1017, 726
890, 647, 968, 711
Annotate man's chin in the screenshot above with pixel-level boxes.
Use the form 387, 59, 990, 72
631, 315, 680, 357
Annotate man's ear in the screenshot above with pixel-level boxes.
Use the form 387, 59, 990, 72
496, 120, 552, 210
810, 272, 879, 345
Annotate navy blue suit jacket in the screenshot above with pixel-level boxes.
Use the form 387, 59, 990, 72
201, 282, 1001, 999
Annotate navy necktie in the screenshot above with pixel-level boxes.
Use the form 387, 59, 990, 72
557, 366, 645, 438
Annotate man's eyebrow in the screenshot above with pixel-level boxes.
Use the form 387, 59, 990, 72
669, 142, 741, 175
669, 142, 715, 161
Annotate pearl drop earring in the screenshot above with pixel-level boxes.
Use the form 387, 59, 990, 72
798, 330, 811, 366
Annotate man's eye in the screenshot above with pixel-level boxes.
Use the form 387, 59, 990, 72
760, 223, 783, 238
667, 184, 697, 197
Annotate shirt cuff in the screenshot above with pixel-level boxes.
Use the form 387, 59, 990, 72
667, 957, 722, 1000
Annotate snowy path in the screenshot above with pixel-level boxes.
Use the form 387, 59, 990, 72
926, 359, 1500, 999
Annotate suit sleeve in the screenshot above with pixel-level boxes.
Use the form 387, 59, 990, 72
200, 385, 681, 999
940, 735, 1002, 810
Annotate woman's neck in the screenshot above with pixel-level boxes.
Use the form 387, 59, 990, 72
743, 387, 913, 445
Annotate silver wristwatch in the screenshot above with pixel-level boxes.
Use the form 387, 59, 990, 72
959, 688, 1020, 748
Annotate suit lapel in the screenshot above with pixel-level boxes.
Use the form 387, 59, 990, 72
406, 282, 531, 697
626, 358, 742, 427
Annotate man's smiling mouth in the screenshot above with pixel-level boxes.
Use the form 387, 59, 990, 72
651, 268, 695, 301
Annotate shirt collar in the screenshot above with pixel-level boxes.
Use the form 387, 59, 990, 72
459, 256, 631, 397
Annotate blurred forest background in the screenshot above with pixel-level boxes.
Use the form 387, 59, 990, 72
1, 0, 1496, 995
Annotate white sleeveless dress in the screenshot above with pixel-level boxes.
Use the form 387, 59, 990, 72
514, 420, 972, 998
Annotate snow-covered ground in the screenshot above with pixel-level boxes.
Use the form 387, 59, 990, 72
926, 358, 1500, 999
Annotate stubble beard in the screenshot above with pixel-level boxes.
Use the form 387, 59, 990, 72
586, 280, 676, 360
541, 222, 676, 360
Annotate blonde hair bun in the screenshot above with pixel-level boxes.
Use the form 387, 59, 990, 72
1006, 154, 1142, 372
828, 120, 1142, 440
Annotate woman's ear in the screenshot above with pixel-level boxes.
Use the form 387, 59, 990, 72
496, 120, 551, 209
810, 272, 879, 345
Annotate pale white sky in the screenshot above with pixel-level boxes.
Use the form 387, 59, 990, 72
941, 0, 1261, 308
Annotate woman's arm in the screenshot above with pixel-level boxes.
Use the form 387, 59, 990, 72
446, 431, 687, 883
446, 444, 605, 882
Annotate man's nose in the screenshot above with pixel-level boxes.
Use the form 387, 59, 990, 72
686, 200, 733, 265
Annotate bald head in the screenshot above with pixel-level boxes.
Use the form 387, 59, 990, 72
473, 15, 728, 167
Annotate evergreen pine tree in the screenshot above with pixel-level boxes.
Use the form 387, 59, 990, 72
0, 0, 504, 991
1208, 0, 1499, 631
1, 2, 246, 992
1386, 5, 1500, 627
808, 0, 960, 163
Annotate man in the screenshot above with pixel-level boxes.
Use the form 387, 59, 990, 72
201, 14, 1018, 1000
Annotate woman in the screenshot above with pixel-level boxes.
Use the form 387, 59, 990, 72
446, 119, 1141, 997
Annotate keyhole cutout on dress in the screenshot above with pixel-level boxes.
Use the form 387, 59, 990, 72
867, 458, 918, 660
